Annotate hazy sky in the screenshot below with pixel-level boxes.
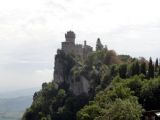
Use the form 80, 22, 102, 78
0, 0, 160, 92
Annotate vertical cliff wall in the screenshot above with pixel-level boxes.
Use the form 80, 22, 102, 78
53, 50, 90, 96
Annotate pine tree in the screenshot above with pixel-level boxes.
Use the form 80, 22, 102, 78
155, 58, 159, 72
134, 60, 140, 75
140, 62, 146, 76
96, 38, 103, 51
130, 60, 140, 76
119, 64, 127, 78
130, 62, 135, 76
148, 57, 154, 78
159, 66, 160, 76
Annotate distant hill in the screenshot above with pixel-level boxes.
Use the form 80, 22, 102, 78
0, 88, 39, 120
0, 96, 32, 112
0, 87, 40, 99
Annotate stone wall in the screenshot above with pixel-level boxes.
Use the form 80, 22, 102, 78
62, 41, 75, 55
75, 44, 83, 57
83, 45, 93, 59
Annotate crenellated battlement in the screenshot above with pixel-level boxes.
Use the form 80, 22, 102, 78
65, 31, 75, 44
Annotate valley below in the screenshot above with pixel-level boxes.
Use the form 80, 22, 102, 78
0, 88, 39, 120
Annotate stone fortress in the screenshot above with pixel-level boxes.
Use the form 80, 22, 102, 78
54, 31, 94, 95
60, 31, 93, 58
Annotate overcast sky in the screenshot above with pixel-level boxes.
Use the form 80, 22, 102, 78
0, 0, 160, 92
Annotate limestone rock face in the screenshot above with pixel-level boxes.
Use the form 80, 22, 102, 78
54, 57, 65, 84
69, 76, 90, 96
53, 52, 90, 96
53, 53, 66, 85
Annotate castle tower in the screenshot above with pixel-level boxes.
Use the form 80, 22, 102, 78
83, 40, 93, 59
62, 31, 76, 55
65, 31, 75, 44
61, 31, 92, 57
84, 40, 86, 46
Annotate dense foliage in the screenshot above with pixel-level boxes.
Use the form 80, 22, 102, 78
22, 39, 160, 120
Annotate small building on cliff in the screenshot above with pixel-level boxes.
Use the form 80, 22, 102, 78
61, 31, 92, 58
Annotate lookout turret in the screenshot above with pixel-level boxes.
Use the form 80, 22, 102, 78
61, 31, 92, 57
65, 31, 75, 44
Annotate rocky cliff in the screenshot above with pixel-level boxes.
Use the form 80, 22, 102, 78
53, 50, 90, 96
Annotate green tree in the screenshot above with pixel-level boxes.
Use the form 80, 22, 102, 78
110, 65, 118, 77
96, 38, 103, 51
155, 58, 159, 71
119, 64, 127, 78
134, 60, 140, 75
141, 77, 160, 110
104, 50, 120, 65
77, 104, 103, 120
130, 60, 140, 76
148, 57, 154, 78
155, 58, 159, 77
95, 98, 142, 120
140, 61, 146, 76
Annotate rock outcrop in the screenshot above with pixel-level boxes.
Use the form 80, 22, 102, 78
53, 31, 92, 96
69, 76, 90, 95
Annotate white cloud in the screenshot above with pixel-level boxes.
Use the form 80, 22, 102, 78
0, 0, 160, 91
